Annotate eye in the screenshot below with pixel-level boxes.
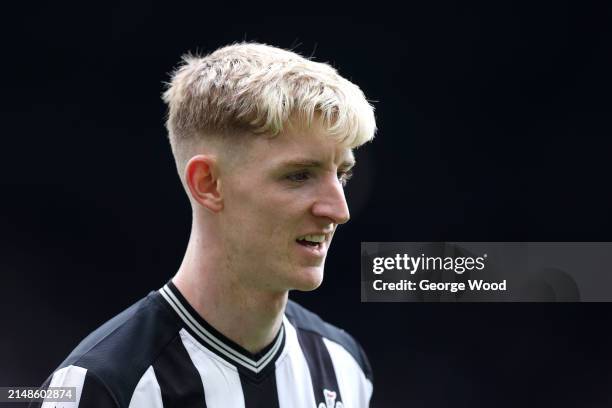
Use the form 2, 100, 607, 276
286, 171, 311, 183
337, 169, 353, 186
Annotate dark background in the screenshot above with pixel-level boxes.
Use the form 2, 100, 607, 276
3, 4, 612, 407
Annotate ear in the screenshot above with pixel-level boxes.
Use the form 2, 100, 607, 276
185, 155, 224, 213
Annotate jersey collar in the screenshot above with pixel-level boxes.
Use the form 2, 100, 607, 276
159, 281, 285, 377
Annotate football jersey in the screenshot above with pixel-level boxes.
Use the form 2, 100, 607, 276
35, 281, 373, 407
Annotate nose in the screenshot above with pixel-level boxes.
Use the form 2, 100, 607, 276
311, 174, 351, 225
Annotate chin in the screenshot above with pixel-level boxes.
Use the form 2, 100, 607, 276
291, 267, 325, 292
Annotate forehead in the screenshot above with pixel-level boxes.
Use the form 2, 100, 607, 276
251, 120, 355, 167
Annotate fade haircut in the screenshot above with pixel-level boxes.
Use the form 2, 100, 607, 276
162, 42, 376, 185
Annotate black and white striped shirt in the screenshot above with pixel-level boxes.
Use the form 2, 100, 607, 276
37, 282, 373, 407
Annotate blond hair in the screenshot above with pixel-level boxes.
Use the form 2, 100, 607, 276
162, 42, 376, 178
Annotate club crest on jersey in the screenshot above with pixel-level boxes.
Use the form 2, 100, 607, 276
317, 388, 343, 408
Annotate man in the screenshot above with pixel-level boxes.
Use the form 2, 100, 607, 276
38, 42, 376, 407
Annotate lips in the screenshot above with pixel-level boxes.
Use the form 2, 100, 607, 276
295, 234, 329, 258
295, 240, 326, 258
294, 229, 333, 258
296, 233, 326, 244
296, 238, 322, 249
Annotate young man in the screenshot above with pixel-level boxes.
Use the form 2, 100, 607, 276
39, 42, 376, 407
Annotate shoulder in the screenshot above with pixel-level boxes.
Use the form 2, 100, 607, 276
284, 299, 373, 382
51, 290, 182, 407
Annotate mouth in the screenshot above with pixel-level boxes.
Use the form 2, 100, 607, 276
295, 233, 328, 251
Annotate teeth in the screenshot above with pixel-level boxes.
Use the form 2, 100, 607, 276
298, 234, 326, 243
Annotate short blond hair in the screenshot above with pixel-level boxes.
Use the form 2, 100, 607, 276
162, 42, 376, 178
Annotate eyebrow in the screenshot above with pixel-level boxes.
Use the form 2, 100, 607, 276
276, 157, 356, 170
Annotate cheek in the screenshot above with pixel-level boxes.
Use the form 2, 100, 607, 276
223, 181, 312, 243
222, 195, 285, 247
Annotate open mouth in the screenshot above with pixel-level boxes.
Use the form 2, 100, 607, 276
295, 234, 326, 250
296, 238, 322, 248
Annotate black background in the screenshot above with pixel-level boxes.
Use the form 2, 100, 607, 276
3, 4, 612, 407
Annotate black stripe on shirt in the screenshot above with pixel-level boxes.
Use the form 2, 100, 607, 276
239, 371, 280, 408
285, 300, 373, 383
78, 371, 119, 407
153, 333, 207, 408
295, 329, 343, 407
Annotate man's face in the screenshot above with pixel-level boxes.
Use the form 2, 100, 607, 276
218, 120, 355, 293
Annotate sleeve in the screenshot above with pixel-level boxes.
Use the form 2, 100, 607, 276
31, 365, 119, 408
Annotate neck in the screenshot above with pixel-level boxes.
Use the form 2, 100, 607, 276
172, 224, 287, 354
